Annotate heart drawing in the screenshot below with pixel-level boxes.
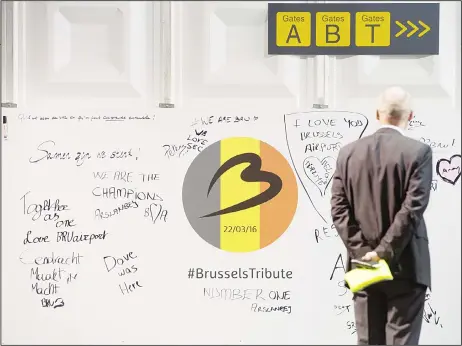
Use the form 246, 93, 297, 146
436, 154, 461, 185
284, 111, 368, 223
303, 156, 336, 196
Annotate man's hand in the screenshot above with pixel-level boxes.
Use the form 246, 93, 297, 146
362, 251, 380, 262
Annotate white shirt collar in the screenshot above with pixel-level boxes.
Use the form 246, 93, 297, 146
380, 124, 405, 135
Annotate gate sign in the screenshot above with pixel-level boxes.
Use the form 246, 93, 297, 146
268, 2, 439, 55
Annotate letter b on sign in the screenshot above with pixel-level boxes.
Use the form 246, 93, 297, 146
276, 12, 311, 47
316, 12, 351, 47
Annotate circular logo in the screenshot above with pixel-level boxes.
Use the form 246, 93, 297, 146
182, 137, 298, 253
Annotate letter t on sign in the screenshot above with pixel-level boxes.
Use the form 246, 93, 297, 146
355, 12, 391, 47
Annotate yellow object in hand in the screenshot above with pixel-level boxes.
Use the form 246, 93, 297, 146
344, 260, 394, 293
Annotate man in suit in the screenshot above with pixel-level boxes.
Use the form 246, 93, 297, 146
331, 86, 433, 345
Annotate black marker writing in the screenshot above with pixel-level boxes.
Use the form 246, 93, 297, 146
92, 186, 163, 201
334, 304, 351, 315
330, 253, 348, 297
284, 112, 369, 223
41, 297, 65, 309
190, 115, 259, 127
23, 230, 50, 245
29, 140, 71, 164
119, 280, 143, 295
21, 191, 70, 221
250, 303, 292, 314
94, 201, 139, 220
29, 140, 139, 165
56, 230, 108, 244
144, 203, 168, 224
408, 118, 425, 130
300, 131, 343, 140
314, 224, 339, 243
423, 293, 444, 328
420, 138, 456, 150
346, 321, 356, 334
104, 252, 138, 277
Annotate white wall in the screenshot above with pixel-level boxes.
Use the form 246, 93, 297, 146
1, 1, 461, 344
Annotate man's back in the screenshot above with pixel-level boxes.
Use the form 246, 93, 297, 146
333, 127, 432, 288
331, 86, 433, 345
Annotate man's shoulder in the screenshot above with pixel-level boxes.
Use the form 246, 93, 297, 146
338, 135, 372, 156
397, 134, 432, 155
338, 132, 431, 159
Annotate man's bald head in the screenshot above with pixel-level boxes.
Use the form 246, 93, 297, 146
376, 86, 413, 128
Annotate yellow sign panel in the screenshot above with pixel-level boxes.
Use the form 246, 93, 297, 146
315, 12, 351, 47
355, 12, 391, 47
276, 12, 311, 47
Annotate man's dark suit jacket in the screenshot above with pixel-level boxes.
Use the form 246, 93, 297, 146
331, 127, 433, 289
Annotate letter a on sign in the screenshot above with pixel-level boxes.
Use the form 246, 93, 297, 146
276, 12, 311, 47
287, 25, 301, 44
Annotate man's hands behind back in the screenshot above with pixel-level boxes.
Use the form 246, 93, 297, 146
362, 251, 381, 262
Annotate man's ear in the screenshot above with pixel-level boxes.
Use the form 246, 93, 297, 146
408, 111, 414, 121
376, 110, 380, 120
